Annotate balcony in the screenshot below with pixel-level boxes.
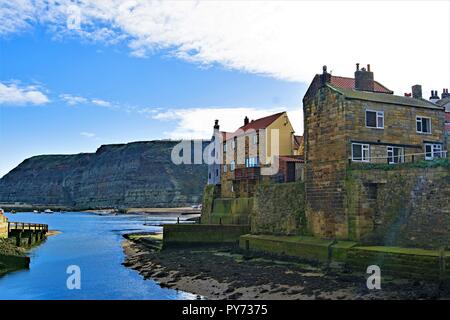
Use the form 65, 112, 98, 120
234, 167, 261, 181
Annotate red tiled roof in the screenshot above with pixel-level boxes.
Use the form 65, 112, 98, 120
330, 75, 393, 94
225, 112, 285, 140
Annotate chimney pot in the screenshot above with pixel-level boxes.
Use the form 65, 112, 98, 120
244, 116, 249, 126
355, 63, 374, 91
323, 65, 327, 74
213, 119, 219, 130
356, 63, 360, 71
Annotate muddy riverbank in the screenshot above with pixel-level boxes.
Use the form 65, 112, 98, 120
122, 235, 450, 300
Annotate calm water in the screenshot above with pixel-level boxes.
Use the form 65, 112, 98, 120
0, 212, 196, 300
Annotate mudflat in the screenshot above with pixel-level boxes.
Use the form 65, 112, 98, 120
122, 235, 450, 300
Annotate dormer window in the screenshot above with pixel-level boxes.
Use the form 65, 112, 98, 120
366, 110, 384, 129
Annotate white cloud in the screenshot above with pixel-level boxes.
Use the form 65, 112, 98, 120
91, 98, 112, 107
59, 94, 88, 105
59, 94, 116, 108
80, 131, 95, 138
0, 82, 49, 105
153, 106, 303, 140
1, 1, 448, 96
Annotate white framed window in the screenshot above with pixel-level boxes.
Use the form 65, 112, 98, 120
223, 164, 227, 172
352, 143, 370, 162
232, 140, 236, 150
223, 142, 227, 152
246, 156, 259, 168
425, 143, 442, 160
366, 110, 384, 129
416, 116, 431, 134
387, 146, 404, 164
230, 160, 235, 171
253, 134, 258, 145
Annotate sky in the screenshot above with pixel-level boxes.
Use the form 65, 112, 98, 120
0, 0, 449, 178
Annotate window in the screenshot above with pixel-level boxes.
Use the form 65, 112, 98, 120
416, 116, 431, 134
208, 172, 211, 179
246, 157, 259, 167
230, 160, 235, 171
232, 139, 236, 150
425, 143, 442, 160
216, 169, 219, 176
223, 142, 227, 152
366, 110, 384, 129
387, 146, 404, 164
223, 164, 227, 172
253, 134, 258, 145
352, 143, 370, 162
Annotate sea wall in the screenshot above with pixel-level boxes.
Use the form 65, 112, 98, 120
205, 197, 253, 225
163, 224, 250, 247
345, 162, 450, 248
251, 181, 306, 235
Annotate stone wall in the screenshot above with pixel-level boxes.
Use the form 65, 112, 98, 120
251, 181, 306, 235
345, 163, 450, 249
163, 224, 250, 247
303, 87, 349, 239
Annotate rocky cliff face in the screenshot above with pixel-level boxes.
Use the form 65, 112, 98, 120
0, 141, 207, 209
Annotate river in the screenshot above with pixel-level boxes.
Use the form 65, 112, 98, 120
0, 211, 196, 300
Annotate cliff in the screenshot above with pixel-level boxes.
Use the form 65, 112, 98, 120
0, 141, 207, 209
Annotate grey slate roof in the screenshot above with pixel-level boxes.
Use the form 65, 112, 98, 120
327, 84, 443, 110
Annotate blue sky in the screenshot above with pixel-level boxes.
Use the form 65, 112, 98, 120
0, 1, 448, 177
0, 25, 304, 177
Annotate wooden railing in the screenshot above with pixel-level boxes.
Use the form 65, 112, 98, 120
8, 222, 48, 233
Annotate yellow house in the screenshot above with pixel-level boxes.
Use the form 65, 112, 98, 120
0, 209, 8, 238
220, 112, 302, 198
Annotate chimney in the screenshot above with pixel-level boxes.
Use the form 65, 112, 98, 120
429, 90, 440, 103
213, 119, 219, 131
244, 116, 249, 126
412, 85, 422, 99
442, 88, 449, 99
404, 93, 412, 97
320, 65, 331, 85
355, 63, 374, 91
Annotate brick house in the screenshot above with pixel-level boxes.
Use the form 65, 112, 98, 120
303, 64, 446, 239
219, 112, 303, 198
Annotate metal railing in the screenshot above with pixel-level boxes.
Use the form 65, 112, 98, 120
349, 150, 448, 165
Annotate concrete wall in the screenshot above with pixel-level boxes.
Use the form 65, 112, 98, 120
346, 164, 450, 248
251, 181, 306, 235
208, 197, 253, 225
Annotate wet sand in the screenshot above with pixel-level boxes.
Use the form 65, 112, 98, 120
122, 236, 450, 300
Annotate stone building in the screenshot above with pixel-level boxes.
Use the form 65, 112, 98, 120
220, 112, 303, 198
207, 120, 228, 185
303, 64, 446, 240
